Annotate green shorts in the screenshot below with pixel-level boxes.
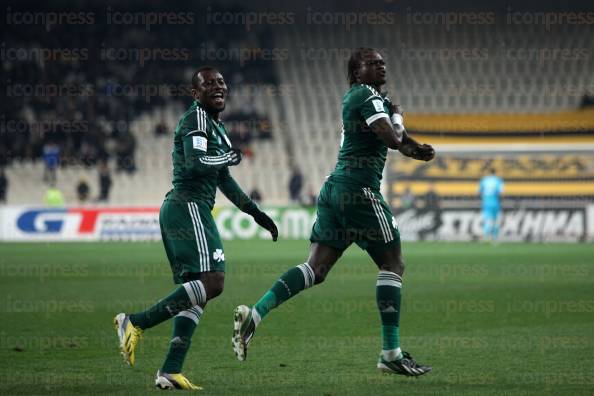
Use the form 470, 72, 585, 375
160, 198, 225, 283
310, 181, 400, 254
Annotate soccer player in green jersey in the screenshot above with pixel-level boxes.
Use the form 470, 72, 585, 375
233, 48, 435, 376
114, 66, 279, 390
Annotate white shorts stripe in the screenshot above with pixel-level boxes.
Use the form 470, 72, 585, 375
187, 203, 205, 272
364, 188, 392, 243
363, 189, 386, 241
189, 203, 206, 272
191, 203, 210, 272
372, 190, 393, 242
189, 203, 208, 272
369, 191, 393, 242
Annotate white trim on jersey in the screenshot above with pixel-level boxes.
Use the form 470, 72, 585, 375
362, 84, 381, 97
363, 94, 383, 103
365, 112, 390, 126
196, 108, 209, 135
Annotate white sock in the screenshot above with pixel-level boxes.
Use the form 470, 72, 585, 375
382, 347, 402, 361
251, 307, 261, 327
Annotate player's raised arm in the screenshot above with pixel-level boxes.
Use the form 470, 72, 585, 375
182, 128, 242, 176
218, 167, 278, 241
385, 103, 435, 162
398, 130, 435, 162
369, 117, 401, 150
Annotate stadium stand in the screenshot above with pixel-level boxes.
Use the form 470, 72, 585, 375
2, 5, 593, 206
1, 3, 290, 205
275, 21, 594, 197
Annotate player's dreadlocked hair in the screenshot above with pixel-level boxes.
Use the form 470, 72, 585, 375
347, 47, 375, 86
191, 66, 218, 89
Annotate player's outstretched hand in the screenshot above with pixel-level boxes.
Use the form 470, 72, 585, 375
252, 209, 279, 241
227, 148, 243, 166
412, 144, 435, 161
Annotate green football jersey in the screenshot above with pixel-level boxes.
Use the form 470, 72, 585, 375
330, 84, 392, 191
169, 100, 233, 207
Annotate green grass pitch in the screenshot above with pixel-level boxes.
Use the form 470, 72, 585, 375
1, 240, 593, 395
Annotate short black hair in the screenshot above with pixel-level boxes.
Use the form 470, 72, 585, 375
347, 47, 375, 86
191, 66, 218, 89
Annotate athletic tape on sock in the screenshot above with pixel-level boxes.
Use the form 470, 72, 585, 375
382, 347, 402, 361
376, 270, 402, 288
296, 263, 315, 288
183, 280, 206, 306
176, 305, 203, 325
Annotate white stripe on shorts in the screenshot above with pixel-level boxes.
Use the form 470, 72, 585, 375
363, 188, 393, 243
187, 203, 206, 272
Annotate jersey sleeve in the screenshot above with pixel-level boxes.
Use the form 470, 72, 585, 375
180, 107, 209, 152
181, 107, 232, 175
355, 86, 389, 126
217, 167, 258, 214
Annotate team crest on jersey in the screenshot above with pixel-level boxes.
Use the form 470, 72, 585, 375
213, 249, 225, 262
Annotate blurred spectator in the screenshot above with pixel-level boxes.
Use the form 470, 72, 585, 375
258, 117, 273, 140
400, 187, 416, 210
155, 120, 169, 136
115, 130, 137, 174
98, 161, 113, 202
250, 189, 262, 204
77, 179, 90, 203
421, 184, 440, 210
580, 93, 594, 108
44, 183, 65, 207
0, 168, 8, 203
1, 3, 276, 177
304, 186, 317, 207
289, 167, 303, 203
42, 141, 60, 184
418, 184, 442, 240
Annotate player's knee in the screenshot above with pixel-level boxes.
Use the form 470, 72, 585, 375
397, 259, 405, 276
380, 257, 404, 276
203, 272, 225, 299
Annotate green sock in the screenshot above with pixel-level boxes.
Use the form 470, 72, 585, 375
161, 306, 203, 373
376, 271, 403, 360
254, 263, 315, 320
129, 280, 206, 330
